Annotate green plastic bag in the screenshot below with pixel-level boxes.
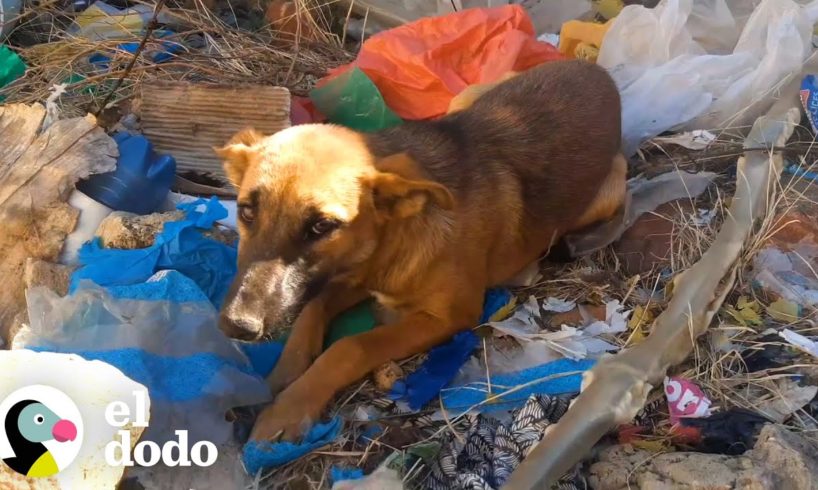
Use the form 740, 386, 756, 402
0, 45, 26, 102
273, 299, 377, 348
324, 299, 377, 349
310, 67, 402, 132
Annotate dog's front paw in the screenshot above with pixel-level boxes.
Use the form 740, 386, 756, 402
249, 387, 322, 442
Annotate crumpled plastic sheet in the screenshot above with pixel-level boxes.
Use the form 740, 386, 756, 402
664, 376, 712, 425
70, 197, 237, 308
389, 288, 514, 410
16, 271, 271, 445
240, 341, 284, 379
599, 0, 818, 155
321, 4, 564, 120
564, 170, 717, 257
753, 245, 818, 307
391, 331, 480, 411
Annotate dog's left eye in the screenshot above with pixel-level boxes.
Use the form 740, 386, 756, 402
307, 218, 341, 240
239, 205, 255, 223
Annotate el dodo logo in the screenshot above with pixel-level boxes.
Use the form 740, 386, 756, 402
0, 385, 82, 478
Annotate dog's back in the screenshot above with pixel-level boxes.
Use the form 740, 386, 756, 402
366, 60, 623, 282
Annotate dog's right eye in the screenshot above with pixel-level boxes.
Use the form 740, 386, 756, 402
239, 205, 256, 223
305, 217, 341, 241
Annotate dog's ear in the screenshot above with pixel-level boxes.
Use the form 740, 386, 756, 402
214, 128, 263, 186
369, 153, 454, 218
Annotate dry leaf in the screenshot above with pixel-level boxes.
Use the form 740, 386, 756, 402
767, 298, 800, 322
724, 296, 762, 326
627, 305, 655, 345
628, 305, 656, 330
631, 439, 671, 453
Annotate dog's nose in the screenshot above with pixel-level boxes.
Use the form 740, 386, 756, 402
219, 313, 264, 341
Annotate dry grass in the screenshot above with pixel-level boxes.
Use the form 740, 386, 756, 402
2, 0, 353, 117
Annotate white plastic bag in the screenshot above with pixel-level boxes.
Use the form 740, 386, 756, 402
600, 0, 818, 155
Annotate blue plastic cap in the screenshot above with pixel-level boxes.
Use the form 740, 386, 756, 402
78, 133, 176, 214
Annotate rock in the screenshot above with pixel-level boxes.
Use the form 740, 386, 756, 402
751, 425, 818, 489
0, 350, 149, 489
589, 425, 818, 490
96, 211, 184, 249
614, 200, 695, 276
96, 211, 237, 250
589, 445, 768, 490
24, 259, 74, 297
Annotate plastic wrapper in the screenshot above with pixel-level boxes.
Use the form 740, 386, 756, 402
752, 211, 818, 307
800, 74, 818, 133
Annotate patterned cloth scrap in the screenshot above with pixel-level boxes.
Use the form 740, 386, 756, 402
426, 394, 585, 490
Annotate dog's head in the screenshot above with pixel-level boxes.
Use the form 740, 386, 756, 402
215, 124, 454, 341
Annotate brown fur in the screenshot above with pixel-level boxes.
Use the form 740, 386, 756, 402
216, 60, 624, 442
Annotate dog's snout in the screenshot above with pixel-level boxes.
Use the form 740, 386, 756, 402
219, 312, 264, 341
220, 259, 318, 342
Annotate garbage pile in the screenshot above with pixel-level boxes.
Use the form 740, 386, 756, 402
2, 0, 818, 489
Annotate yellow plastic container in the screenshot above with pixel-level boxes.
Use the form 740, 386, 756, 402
559, 20, 612, 62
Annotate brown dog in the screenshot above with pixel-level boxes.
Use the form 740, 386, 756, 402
216, 59, 625, 442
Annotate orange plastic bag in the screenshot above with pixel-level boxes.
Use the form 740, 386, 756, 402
322, 5, 564, 120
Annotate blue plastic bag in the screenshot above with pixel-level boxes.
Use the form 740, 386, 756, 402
70, 197, 237, 308
389, 288, 513, 409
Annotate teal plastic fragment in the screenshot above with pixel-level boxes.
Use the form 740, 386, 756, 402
0, 44, 26, 102
310, 67, 402, 132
